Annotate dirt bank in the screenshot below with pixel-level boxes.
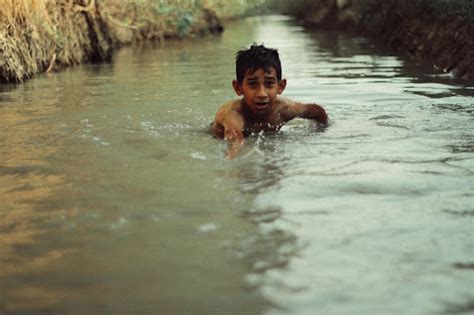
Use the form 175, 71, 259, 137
0, 0, 263, 83
272, 0, 474, 82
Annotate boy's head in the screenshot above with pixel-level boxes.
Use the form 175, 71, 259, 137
232, 44, 286, 117
235, 44, 282, 84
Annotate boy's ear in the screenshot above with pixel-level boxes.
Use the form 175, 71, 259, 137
232, 80, 243, 96
278, 79, 287, 94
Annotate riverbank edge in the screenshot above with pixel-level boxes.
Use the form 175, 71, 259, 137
0, 1, 240, 84
280, 0, 474, 82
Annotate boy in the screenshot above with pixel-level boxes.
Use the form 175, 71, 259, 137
211, 44, 328, 159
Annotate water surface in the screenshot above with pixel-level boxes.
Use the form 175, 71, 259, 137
0, 15, 473, 315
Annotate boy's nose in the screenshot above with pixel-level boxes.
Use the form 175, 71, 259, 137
256, 84, 267, 97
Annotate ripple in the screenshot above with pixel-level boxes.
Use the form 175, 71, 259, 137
0, 165, 54, 176
433, 103, 474, 114
452, 262, 474, 270
369, 114, 405, 120
442, 209, 474, 216
443, 299, 474, 314
375, 122, 410, 130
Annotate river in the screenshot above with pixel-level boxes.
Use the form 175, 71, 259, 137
0, 15, 473, 315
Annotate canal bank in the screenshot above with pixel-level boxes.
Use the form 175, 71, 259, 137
0, 0, 264, 83
271, 0, 474, 82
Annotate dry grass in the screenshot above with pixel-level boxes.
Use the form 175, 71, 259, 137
0, 0, 265, 83
0, 0, 98, 82
0, 0, 52, 82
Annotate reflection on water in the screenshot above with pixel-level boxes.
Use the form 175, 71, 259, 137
1, 15, 473, 315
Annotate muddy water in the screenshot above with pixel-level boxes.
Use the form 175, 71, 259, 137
1, 15, 473, 315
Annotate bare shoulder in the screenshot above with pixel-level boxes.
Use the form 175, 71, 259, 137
211, 99, 243, 138
275, 96, 303, 120
214, 99, 242, 121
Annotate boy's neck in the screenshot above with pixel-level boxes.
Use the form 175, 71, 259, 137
241, 99, 272, 123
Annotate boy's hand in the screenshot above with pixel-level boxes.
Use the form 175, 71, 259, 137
224, 126, 244, 159
212, 107, 245, 159
225, 140, 244, 159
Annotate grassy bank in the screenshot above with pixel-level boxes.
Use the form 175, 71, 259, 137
0, 0, 265, 83
269, 0, 474, 81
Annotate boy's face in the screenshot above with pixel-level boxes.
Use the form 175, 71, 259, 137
232, 67, 286, 118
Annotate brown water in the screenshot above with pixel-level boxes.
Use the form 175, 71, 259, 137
0, 15, 473, 315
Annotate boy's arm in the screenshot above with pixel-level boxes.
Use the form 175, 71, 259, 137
212, 108, 245, 159
283, 102, 328, 125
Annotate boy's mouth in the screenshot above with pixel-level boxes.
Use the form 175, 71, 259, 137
255, 101, 269, 110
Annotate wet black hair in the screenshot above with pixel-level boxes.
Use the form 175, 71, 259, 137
235, 44, 282, 84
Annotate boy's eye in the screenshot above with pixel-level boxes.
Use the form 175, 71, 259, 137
265, 81, 275, 88
247, 82, 258, 88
